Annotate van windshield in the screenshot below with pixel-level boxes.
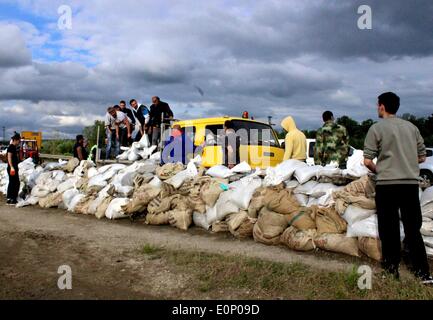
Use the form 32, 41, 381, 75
231, 120, 279, 147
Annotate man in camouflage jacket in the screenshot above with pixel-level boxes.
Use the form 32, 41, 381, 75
314, 111, 349, 168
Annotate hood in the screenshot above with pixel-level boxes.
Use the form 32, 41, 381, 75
281, 116, 297, 132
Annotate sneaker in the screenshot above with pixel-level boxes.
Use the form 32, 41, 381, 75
6, 199, 18, 206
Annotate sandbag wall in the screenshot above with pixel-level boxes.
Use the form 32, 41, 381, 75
1, 153, 432, 263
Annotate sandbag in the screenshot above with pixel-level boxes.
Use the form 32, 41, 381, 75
314, 233, 360, 257
168, 209, 193, 231
284, 180, 299, 189
256, 207, 289, 240
57, 177, 79, 194
347, 215, 405, 240
423, 236, 433, 248
342, 205, 376, 226
294, 193, 309, 207
74, 195, 96, 215
62, 189, 80, 210
211, 221, 229, 233
422, 202, 433, 219
421, 221, 433, 237
145, 211, 171, 225
343, 175, 375, 199
286, 207, 316, 231
68, 193, 86, 212
227, 211, 249, 232
39, 192, 63, 208
165, 161, 198, 189
31, 185, 50, 198
156, 163, 184, 180
193, 211, 211, 230
229, 176, 262, 210
313, 206, 347, 235
247, 187, 268, 218
294, 180, 319, 195
358, 237, 382, 261
261, 186, 300, 215
294, 165, 321, 184
63, 158, 80, 173
332, 190, 376, 211
232, 217, 256, 239
308, 183, 341, 198
16, 196, 39, 208
105, 198, 130, 220
280, 226, 317, 252
123, 185, 161, 215
200, 179, 228, 207
421, 187, 433, 207
263, 160, 308, 187
95, 196, 113, 219
345, 149, 370, 177
253, 222, 281, 246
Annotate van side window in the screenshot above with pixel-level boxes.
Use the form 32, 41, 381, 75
205, 125, 224, 146
231, 120, 278, 146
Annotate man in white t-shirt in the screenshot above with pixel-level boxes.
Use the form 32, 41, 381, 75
105, 106, 131, 159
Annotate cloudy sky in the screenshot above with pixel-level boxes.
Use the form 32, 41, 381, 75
0, 0, 432, 139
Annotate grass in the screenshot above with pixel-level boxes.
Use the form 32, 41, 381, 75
139, 243, 433, 299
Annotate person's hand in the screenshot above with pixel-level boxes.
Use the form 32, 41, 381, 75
128, 133, 132, 139
228, 164, 235, 169
10, 167, 16, 176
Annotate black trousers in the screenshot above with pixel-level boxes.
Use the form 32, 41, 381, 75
119, 127, 129, 148
7, 167, 20, 201
376, 184, 430, 277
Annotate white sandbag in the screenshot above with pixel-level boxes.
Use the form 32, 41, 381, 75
62, 189, 80, 210
68, 193, 85, 212
422, 202, 433, 219
294, 165, 321, 184
263, 160, 308, 187
128, 151, 140, 161
294, 193, 309, 207
193, 211, 211, 230
316, 190, 334, 207
206, 165, 235, 179
45, 160, 68, 171
112, 171, 137, 187
88, 184, 114, 215
308, 183, 341, 198
307, 197, 319, 207
138, 145, 158, 160
214, 191, 240, 221
88, 175, 108, 189
115, 185, 134, 197
230, 161, 251, 174
344, 149, 370, 177
294, 180, 319, 195
165, 161, 198, 189
423, 236, 433, 249
284, 180, 299, 189
105, 198, 130, 220
149, 151, 161, 161
426, 246, 433, 257
343, 205, 376, 226
52, 170, 66, 182
139, 133, 150, 148
117, 150, 130, 160
35, 172, 52, 186
47, 179, 61, 193
148, 176, 162, 189
31, 185, 50, 198
18, 158, 35, 171
347, 215, 405, 240
57, 177, 79, 194
421, 187, 433, 207
87, 167, 99, 179
229, 176, 262, 210
97, 165, 112, 174
16, 196, 39, 208
317, 166, 342, 178
421, 221, 433, 237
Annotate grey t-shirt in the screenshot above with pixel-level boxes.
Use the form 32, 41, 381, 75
364, 116, 426, 185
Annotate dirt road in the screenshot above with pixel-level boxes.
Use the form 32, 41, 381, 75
0, 200, 381, 299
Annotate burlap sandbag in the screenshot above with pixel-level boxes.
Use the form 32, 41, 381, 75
358, 237, 382, 261
39, 192, 64, 208
286, 207, 316, 231
156, 163, 184, 180
147, 194, 181, 214
256, 207, 289, 239
63, 158, 80, 173
146, 211, 171, 225
168, 209, 193, 231
332, 190, 376, 210
75, 177, 90, 193
74, 195, 96, 215
253, 222, 281, 246
227, 211, 249, 232
123, 185, 161, 214
212, 221, 229, 233
280, 226, 317, 252
233, 217, 256, 239
95, 196, 113, 219
248, 187, 268, 218
314, 233, 360, 257
344, 175, 375, 199
264, 187, 300, 216
312, 206, 347, 235
200, 179, 227, 207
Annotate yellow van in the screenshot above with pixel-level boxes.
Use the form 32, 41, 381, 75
174, 117, 284, 169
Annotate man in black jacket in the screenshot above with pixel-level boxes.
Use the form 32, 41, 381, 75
130, 99, 150, 142
119, 100, 135, 145
149, 96, 174, 147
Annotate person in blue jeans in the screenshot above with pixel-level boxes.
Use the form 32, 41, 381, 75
161, 125, 195, 165
105, 107, 121, 159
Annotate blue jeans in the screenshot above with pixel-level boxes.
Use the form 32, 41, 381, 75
106, 130, 120, 159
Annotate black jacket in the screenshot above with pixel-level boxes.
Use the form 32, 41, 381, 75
149, 101, 173, 127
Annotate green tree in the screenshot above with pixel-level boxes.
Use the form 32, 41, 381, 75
83, 120, 106, 148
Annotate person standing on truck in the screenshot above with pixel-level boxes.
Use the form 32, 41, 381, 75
223, 120, 240, 169
314, 111, 348, 168
281, 116, 307, 161
73, 135, 88, 161
6, 133, 21, 205
130, 99, 150, 142
119, 100, 136, 146
148, 96, 174, 147
363, 92, 432, 284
